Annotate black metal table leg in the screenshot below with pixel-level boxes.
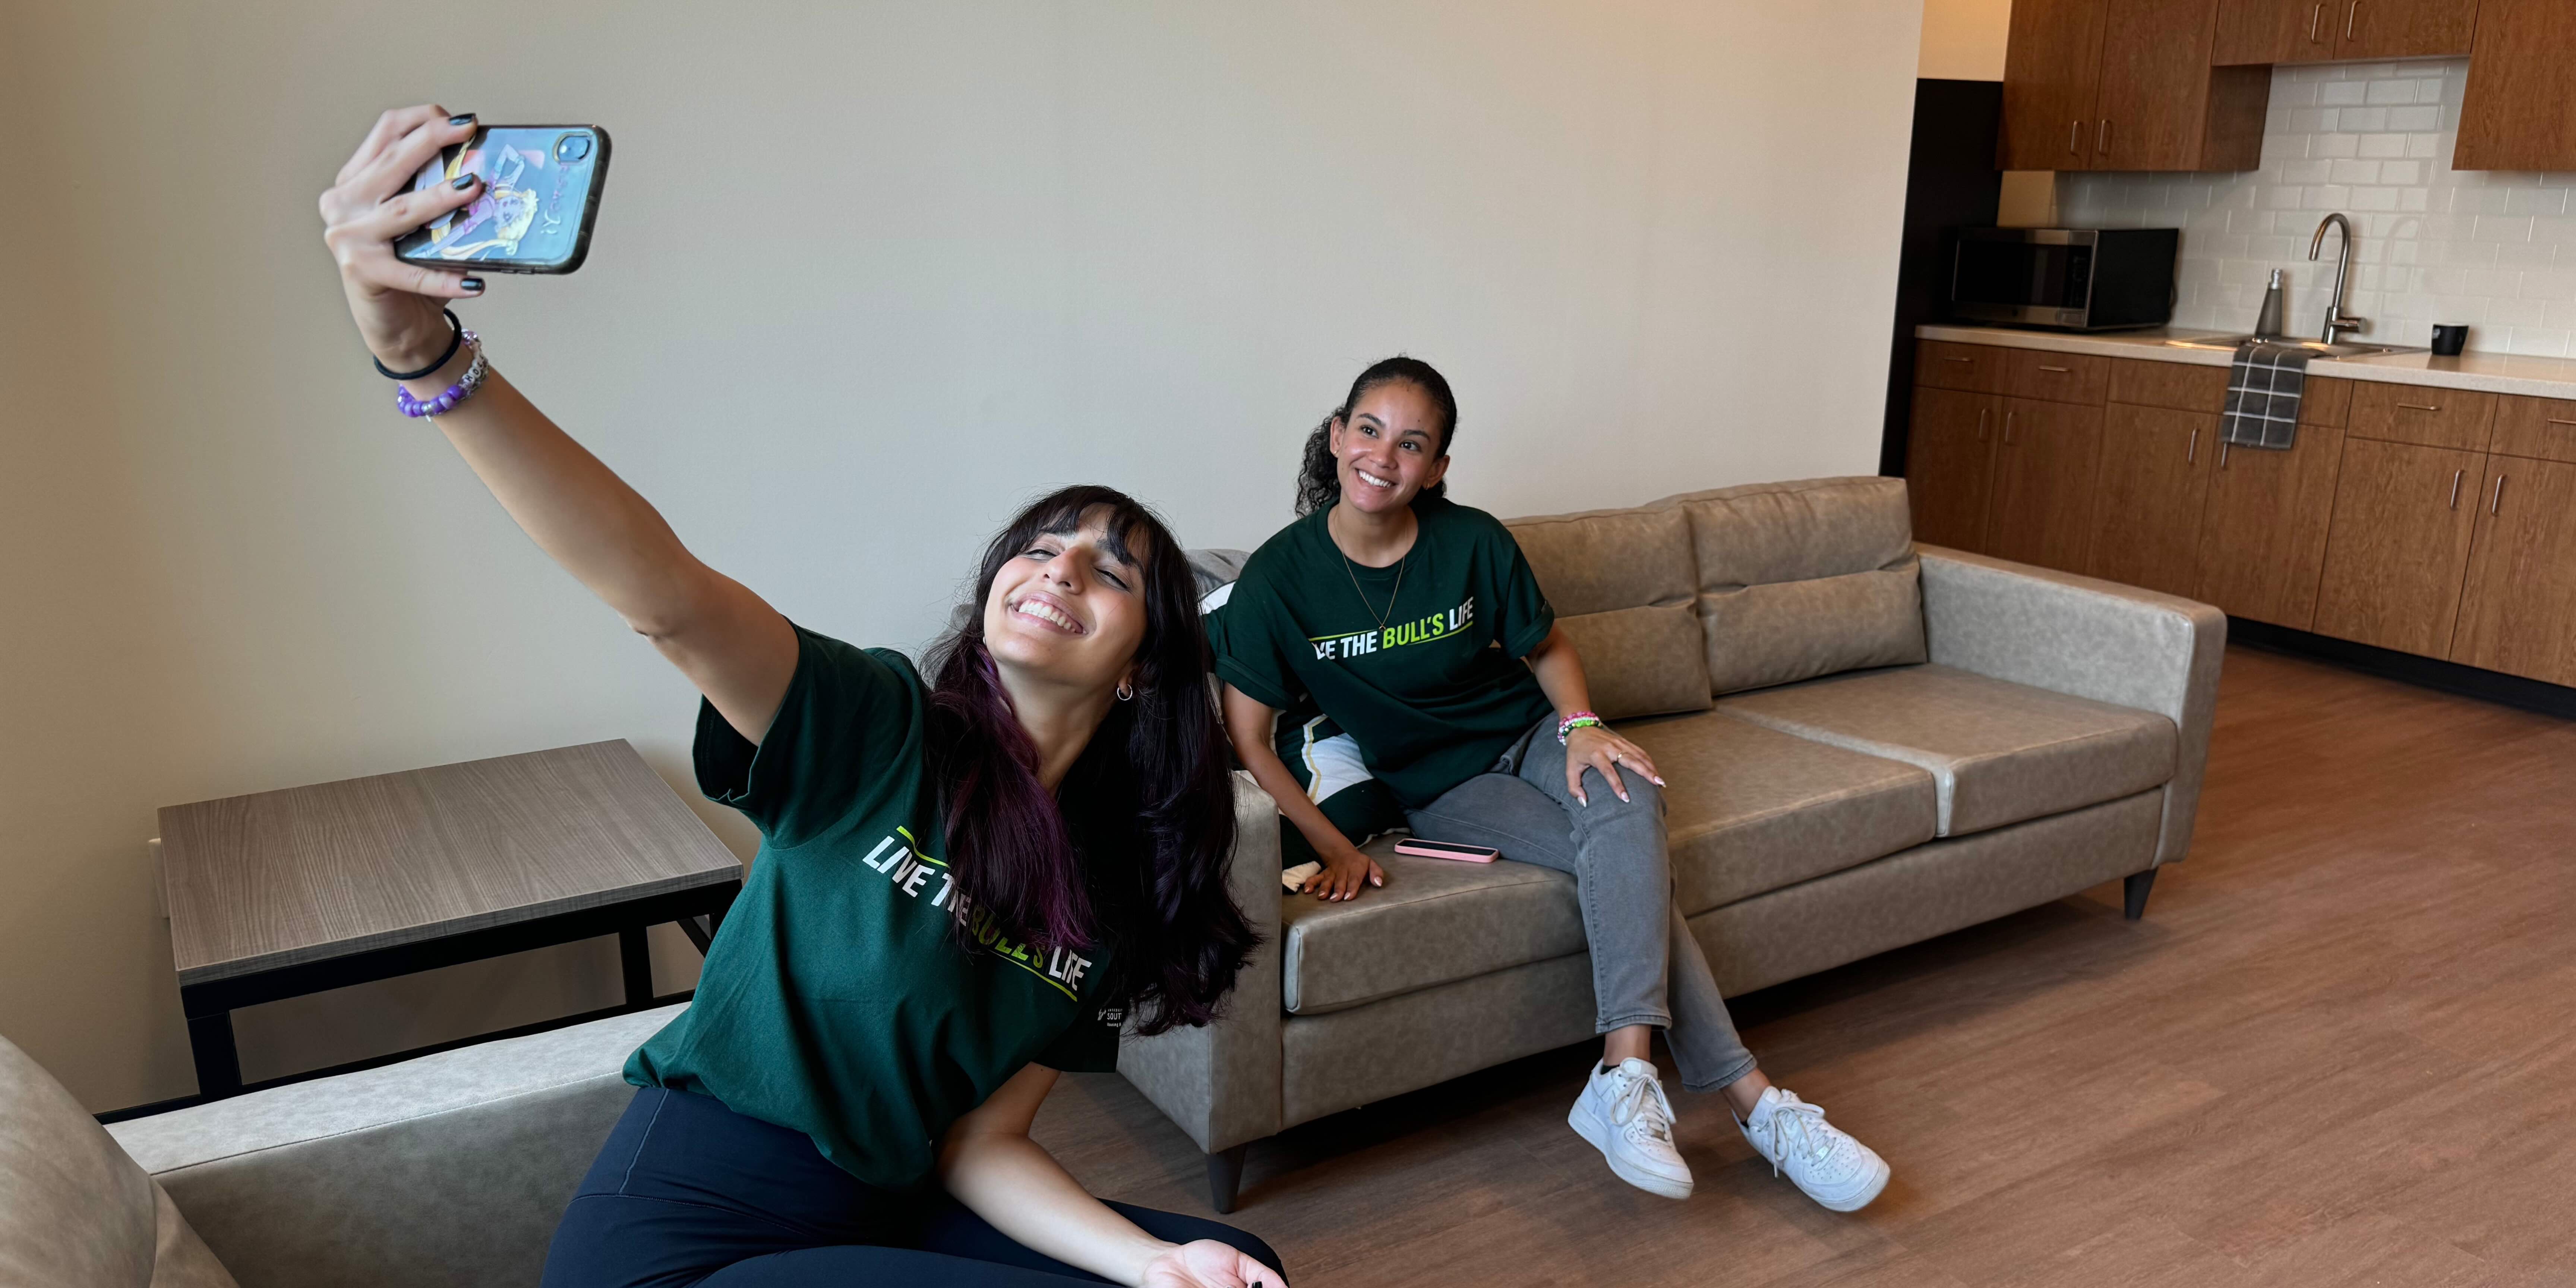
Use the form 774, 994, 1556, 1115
619, 926, 654, 1008
181, 990, 243, 1098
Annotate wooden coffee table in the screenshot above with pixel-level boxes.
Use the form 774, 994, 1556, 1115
157, 740, 743, 1100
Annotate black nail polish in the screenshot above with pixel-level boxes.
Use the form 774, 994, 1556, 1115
451, 173, 476, 190
459, 277, 484, 293
448, 113, 476, 126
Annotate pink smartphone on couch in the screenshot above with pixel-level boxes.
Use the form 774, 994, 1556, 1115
1394, 838, 1500, 863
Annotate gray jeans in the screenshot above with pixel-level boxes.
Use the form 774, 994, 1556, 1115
1405, 722, 1758, 1093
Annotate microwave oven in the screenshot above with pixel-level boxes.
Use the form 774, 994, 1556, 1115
1948, 227, 2179, 331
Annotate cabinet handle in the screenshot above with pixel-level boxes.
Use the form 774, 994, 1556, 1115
2069, 120, 2081, 155
1943, 356, 1975, 364
2545, 417, 2576, 427
2346, 0, 2358, 39
1977, 407, 1990, 441
2309, 1, 2323, 40
2038, 364, 2071, 373
2004, 410, 2017, 445
2098, 120, 2112, 156
2219, 441, 2232, 469
2449, 468, 2464, 509
2490, 473, 2507, 515
2188, 427, 2200, 463
2397, 402, 2441, 412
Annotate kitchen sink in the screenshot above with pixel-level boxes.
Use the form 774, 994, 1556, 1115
2161, 334, 2423, 359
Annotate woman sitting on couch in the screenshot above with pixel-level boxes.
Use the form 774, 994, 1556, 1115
1210, 356, 1890, 1210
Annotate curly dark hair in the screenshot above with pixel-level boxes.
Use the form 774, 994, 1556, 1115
1294, 356, 1460, 516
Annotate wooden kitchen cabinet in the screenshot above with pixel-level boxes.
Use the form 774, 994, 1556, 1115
2000, 0, 2266, 172
2312, 438, 2487, 656
2003, 348, 2112, 405
2450, 456, 2576, 685
2213, 0, 2342, 62
1985, 398, 2105, 571
1999, 0, 2109, 170
1917, 340, 2008, 395
1907, 387, 2002, 553
2487, 394, 2576, 465
2088, 404, 2216, 596
2334, 0, 2480, 59
2347, 380, 2496, 451
2197, 420, 2348, 630
2458, 0, 2576, 171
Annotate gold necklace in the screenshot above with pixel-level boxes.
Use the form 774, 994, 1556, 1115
1331, 508, 1411, 630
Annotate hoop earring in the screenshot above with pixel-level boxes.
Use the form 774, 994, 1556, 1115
1116, 679, 1136, 702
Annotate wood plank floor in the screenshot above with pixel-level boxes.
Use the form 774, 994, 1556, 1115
1033, 644, 2576, 1286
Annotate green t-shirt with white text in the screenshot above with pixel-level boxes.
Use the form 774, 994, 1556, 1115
1214, 496, 1557, 809
623, 627, 1124, 1188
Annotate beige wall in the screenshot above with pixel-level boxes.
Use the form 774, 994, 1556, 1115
1, 0, 1924, 1111
1919, 0, 2013, 79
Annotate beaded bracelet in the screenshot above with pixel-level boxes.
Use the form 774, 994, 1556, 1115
394, 329, 488, 418
1556, 710, 1604, 745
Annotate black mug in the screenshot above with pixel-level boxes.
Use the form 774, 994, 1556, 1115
2432, 324, 2470, 356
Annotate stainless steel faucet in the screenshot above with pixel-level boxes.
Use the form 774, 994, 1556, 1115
2309, 213, 2368, 345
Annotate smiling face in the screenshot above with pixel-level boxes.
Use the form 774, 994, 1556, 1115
980, 505, 1151, 698
1329, 379, 1450, 516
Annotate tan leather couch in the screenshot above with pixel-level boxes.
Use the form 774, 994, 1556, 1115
1122, 476, 2226, 1212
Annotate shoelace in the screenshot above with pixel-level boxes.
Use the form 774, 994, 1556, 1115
1608, 1070, 1677, 1145
1751, 1096, 1836, 1178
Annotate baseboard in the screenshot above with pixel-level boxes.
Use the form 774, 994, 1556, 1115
94, 989, 695, 1124
2227, 618, 2576, 721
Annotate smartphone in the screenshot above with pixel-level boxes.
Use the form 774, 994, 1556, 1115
1393, 839, 1500, 863
395, 125, 610, 274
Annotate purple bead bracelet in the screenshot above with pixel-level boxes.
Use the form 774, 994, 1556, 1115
394, 329, 488, 418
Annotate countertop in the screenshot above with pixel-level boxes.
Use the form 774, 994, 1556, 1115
1916, 323, 2576, 401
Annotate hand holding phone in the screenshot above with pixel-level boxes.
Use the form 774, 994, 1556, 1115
395, 124, 610, 274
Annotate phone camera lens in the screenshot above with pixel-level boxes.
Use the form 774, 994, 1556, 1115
555, 134, 592, 162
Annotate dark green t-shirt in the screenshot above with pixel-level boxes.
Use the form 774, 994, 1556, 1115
623, 627, 1124, 1187
1214, 496, 1557, 809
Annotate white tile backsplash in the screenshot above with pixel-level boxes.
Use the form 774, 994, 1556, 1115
2058, 59, 2576, 357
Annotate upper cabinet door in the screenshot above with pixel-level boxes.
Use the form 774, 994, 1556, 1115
2457, 0, 2576, 172
1999, 0, 2109, 170
2334, 0, 2480, 58
2092, 0, 2226, 170
2213, 0, 2340, 64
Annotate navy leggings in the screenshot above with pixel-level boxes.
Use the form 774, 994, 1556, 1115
542, 1087, 1284, 1287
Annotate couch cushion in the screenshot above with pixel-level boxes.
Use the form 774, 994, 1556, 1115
1659, 477, 1929, 694
1620, 710, 1939, 916
1716, 664, 2177, 837
1280, 842, 1582, 1017
1550, 604, 1711, 721
1505, 504, 1711, 720
0, 1033, 238, 1288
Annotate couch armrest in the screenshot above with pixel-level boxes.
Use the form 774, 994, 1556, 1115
1917, 546, 2226, 866
1116, 772, 1284, 1154
105, 1004, 681, 1288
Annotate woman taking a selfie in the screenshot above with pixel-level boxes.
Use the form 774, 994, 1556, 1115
319, 106, 1282, 1288
1210, 357, 1889, 1212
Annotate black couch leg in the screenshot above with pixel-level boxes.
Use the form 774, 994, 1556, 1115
2124, 869, 2158, 921
1206, 1143, 1250, 1214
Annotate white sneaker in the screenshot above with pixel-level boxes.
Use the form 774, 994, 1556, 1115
1567, 1058, 1694, 1199
1736, 1086, 1889, 1212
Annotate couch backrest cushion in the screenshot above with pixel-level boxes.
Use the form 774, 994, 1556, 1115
1658, 476, 1927, 694
1503, 505, 1711, 720
0, 1033, 238, 1288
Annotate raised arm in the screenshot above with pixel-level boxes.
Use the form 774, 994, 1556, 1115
1221, 683, 1383, 902
319, 105, 795, 738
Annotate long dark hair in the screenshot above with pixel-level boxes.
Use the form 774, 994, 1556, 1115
1294, 355, 1461, 516
922, 485, 1254, 1034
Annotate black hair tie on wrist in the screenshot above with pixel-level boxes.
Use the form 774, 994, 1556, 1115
373, 309, 464, 382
